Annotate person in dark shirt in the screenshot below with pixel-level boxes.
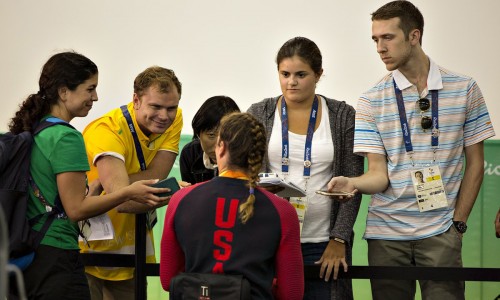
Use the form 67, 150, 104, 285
160, 112, 304, 300
179, 96, 240, 184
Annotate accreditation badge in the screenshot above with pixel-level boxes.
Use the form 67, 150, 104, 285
411, 165, 449, 212
290, 196, 307, 234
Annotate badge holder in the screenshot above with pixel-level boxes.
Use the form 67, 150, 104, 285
411, 166, 448, 212
290, 197, 307, 234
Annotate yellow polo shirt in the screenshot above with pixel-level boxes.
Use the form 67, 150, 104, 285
80, 102, 183, 280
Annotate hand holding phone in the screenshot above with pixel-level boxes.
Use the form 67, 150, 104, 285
151, 177, 180, 197
316, 190, 355, 197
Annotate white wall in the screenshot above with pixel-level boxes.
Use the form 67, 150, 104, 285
1, 0, 498, 138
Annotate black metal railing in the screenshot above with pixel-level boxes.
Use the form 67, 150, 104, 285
80, 213, 500, 300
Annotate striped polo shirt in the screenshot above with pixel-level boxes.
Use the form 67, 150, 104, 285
354, 58, 495, 240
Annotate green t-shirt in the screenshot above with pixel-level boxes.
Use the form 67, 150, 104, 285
27, 120, 90, 250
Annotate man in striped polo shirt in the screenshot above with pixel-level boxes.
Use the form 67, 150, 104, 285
327, 1, 495, 299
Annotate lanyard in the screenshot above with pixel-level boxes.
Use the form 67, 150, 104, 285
393, 81, 439, 163
121, 105, 146, 171
121, 106, 157, 229
281, 95, 318, 177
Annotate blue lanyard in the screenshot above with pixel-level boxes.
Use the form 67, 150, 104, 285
121, 105, 158, 229
121, 105, 146, 171
281, 96, 319, 177
393, 80, 439, 154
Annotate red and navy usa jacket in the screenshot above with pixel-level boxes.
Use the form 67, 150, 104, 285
160, 176, 304, 300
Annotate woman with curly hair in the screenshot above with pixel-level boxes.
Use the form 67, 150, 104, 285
8, 51, 168, 300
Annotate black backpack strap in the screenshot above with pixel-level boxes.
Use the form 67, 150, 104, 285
31, 117, 74, 218
33, 117, 75, 135
29, 211, 57, 248
28, 116, 76, 247
29, 176, 65, 218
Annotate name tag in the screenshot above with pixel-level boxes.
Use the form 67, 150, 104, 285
411, 166, 449, 212
290, 196, 307, 235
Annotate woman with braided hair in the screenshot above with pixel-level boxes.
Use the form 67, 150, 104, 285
160, 112, 304, 300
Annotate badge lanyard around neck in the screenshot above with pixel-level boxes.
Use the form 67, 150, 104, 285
121, 105, 146, 171
281, 95, 319, 179
121, 105, 157, 229
393, 80, 439, 165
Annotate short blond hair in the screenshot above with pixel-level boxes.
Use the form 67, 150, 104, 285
133, 66, 182, 97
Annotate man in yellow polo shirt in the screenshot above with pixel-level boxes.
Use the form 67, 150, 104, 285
80, 66, 183, 299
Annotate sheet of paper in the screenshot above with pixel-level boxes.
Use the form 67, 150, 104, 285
79, 213, 115, 242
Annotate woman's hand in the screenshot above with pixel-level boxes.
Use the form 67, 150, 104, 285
124, 179, 171, 206
178, 180, 191, 188
314, 239, 348, 281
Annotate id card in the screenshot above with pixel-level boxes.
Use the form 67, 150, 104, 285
411, 166, 448, 212
289, 196, 307, 234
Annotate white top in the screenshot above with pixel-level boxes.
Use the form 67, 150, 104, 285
268, 96, 334, 243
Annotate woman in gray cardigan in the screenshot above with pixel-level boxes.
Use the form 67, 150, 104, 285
247, 37, 364, 300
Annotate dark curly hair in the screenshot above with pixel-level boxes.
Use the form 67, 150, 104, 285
9, 51, 98, 134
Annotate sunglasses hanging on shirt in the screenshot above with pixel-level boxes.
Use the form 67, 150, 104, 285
416, 98, 432, 131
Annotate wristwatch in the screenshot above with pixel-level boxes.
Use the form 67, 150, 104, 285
453, 220, 467, 234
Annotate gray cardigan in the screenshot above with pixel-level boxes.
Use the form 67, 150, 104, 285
248, 95, 364, 299
247, 95, 363, 242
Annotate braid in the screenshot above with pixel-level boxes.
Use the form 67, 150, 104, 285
219, 112, 267, 224
239, 114, 267, 224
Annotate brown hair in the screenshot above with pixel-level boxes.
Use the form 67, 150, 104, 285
371, 0, 424, 45
133, 66, 182, 98
276, 36, 323, 76
218, 112, 267, 224
9, 51, 98, 134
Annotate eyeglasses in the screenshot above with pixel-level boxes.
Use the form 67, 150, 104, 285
416, 98, 432, 130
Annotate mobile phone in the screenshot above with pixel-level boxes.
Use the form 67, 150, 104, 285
151, 177, 180, 197
315, 190, 354, 197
